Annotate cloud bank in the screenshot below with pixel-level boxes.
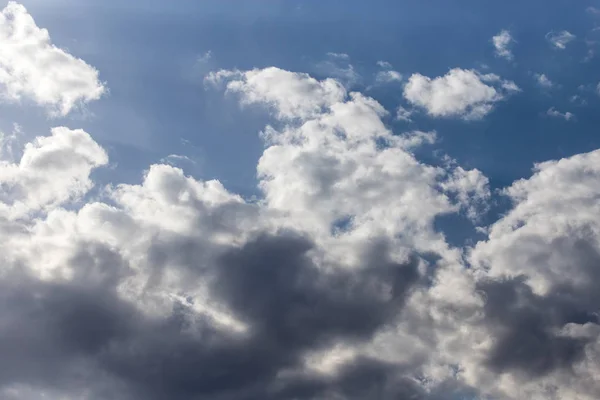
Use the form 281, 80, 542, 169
1, 3, 599, 400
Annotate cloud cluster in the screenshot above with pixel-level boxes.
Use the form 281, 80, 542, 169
1, 3, 600, 400
0, 2, 105, 116
403, 68, 519, 120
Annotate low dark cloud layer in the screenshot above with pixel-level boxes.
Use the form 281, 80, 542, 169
0, 234, 440, 400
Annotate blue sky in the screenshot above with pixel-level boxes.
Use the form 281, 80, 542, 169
1, 1, 600, 399
15, 0, 600, 193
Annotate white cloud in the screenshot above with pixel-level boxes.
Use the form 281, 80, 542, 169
492, 30, 514, 60
403, 68, 518, 120
534, 73, 553, 88
160, 154, 196, 165
396, 105, 413, 122
471, 148, 600, 291
546, 30, 576, 49
547, 107, 575, 121
0, 2, 105, 116
227, 69, 462, 260
464, 149, 600, 400
2, 109, 599, 399
376, 60, 393, 69
207, 67, 346, 120
0, 126, 108, 219
1, 11, 600, 397
441, 166, 490, 221
375, 70, 403, 84
326, 52, 350, 60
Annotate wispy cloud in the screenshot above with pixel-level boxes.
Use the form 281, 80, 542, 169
492, 30, 514, 60
546, 30, 576, 49
547, 107, 575, 121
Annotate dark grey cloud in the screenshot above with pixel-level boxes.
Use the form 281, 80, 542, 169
0, 232, 447, 400
478, 252, 599, 378
6, 231, 598, 399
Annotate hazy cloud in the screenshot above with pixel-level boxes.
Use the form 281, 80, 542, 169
492, 30, 514, 60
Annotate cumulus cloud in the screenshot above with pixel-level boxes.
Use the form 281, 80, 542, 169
2, 10, 600, 398
403, 68, 519, 120
207, 67, 346, 120
469, 149, 600, 399
0, 63, 480, 398
0, 126, 108, 220
5, 64, 600, 400
492, 30, 514, 60
0, 2, 105, 116
547, 107, 575, 121
546, 30, 576, 49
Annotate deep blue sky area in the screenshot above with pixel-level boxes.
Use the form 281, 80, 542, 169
10, 0, 600, 196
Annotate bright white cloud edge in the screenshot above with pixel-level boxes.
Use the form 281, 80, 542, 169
0, 2, 105, 116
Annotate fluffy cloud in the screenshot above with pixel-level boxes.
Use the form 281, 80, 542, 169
492, 30, 514, 60
0, 2, 105, 116
546, 30, 576, 49
0, 126, 108, 220
212, 67, 475, 264
207, 67, 346, 120
469, 149, 600, 400
403, 68, 519, 120
1, 11, 600, 398
0, 65, 488, 399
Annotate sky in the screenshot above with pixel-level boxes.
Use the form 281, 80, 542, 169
1, 1, 600, 399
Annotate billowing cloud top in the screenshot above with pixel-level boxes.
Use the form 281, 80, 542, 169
0, 2, 105, 116
0, 3, 600, 400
